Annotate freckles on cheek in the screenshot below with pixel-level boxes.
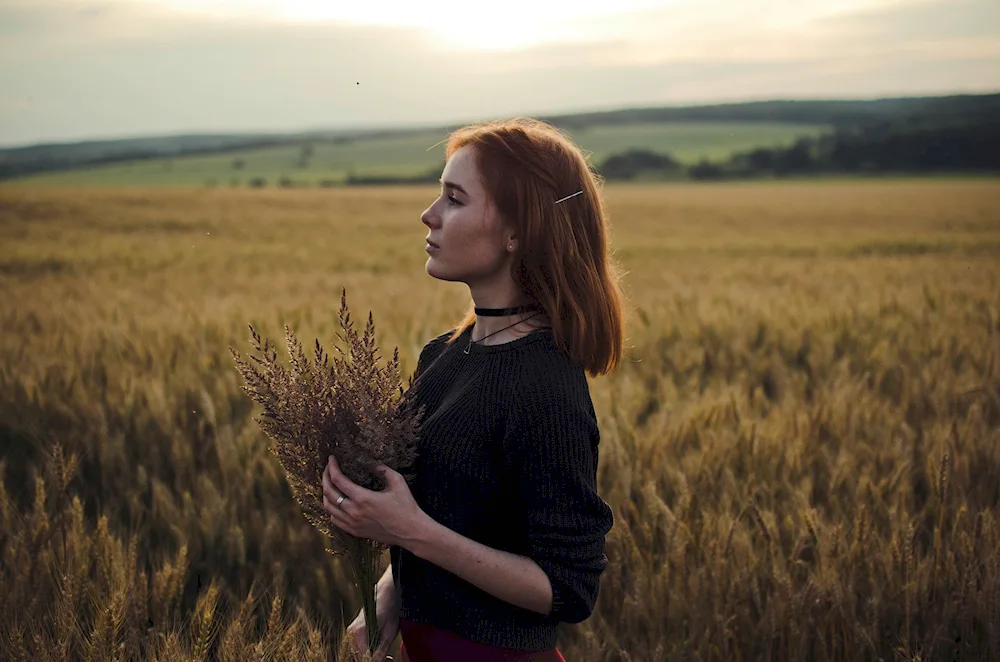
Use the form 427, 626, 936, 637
448, 224, 470, 250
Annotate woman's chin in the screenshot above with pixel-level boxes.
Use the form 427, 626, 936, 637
425, 260, 462, 283
425, 259, 446, 280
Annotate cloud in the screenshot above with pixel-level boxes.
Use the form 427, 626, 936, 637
824, 0, 1000, 41
528, 0, 1000, 63
0, 0, 997, 146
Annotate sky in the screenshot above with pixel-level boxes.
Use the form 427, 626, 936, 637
1, 0, 998, 147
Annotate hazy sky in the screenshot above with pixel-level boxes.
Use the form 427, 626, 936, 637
1, 0, 998, 147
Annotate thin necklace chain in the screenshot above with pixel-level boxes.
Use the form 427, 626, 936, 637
464, 312, 543, 355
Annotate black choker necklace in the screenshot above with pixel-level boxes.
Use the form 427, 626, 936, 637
474, 303, 541, 317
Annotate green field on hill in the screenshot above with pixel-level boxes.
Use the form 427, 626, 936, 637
12, 121, 826, 186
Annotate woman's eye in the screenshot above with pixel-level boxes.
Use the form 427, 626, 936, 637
446, 195, 460, 206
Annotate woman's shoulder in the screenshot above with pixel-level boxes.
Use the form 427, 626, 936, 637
522, 332, 585, 371
431, 327, 458, 343
514, 340, 591, 400
506, 342, 598, 434
423, 328, 457, 351
417, 328, 458, 364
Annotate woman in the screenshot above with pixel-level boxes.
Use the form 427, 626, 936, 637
322, 117, 626, 661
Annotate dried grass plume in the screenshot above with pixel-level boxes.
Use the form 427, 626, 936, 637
229, 288, 423, 555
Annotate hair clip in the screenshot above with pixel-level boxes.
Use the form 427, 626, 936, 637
555, 190, 584, 204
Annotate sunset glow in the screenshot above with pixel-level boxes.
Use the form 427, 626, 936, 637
3, 0, 997, 145
149, 0, 680, 51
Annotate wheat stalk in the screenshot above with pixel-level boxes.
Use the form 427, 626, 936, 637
190, 582, 221, 660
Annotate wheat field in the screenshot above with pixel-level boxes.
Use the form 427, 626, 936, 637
1, 179, 999, 661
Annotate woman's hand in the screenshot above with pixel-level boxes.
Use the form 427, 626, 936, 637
343, 598, 400, 662
322, 455, 429, 549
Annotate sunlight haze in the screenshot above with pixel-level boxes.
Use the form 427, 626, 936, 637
151, 0, 681, 51
1, 0, 997, 146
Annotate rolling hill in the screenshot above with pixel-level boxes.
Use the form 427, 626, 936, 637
1, 93, 996, 185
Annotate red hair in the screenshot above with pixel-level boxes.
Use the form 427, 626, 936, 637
441, 117, 627, 377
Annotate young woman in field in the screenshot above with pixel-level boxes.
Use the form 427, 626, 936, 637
321, 117, 626, 661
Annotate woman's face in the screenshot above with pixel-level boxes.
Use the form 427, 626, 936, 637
420, 146, 514, 286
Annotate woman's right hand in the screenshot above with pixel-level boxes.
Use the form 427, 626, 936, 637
344, 599, 400, 662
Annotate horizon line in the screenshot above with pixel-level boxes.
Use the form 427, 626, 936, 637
2, 89, 998, 153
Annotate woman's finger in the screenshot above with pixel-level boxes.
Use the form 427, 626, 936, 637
323, 488, 349, 518
329, 507, 353, 535
322, 467, 332, 497
322, 471, 341, 506
323, 489, 337, 513
326, 456, 361, 500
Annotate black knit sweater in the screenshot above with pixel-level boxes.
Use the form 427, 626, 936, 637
389, 326, 615, 651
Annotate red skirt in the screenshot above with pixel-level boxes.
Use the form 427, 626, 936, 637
398, 616, 567, 662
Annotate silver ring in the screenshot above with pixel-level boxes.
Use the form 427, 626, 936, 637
335, 494, 346, 507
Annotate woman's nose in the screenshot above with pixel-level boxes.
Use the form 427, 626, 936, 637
421, 207, 437, 229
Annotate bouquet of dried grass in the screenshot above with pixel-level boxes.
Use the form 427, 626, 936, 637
229, 288, 423, 658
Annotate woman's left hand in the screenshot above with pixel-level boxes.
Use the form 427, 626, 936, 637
322, 454, 428, 549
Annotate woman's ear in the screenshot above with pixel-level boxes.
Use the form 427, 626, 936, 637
505, 229, 518, 252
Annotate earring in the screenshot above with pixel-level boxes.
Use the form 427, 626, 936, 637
508, 243, 514, 250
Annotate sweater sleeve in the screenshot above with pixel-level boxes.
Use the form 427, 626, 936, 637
502, 354, 615, 625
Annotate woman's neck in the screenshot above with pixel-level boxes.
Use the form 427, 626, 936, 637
469, 297, 550, 345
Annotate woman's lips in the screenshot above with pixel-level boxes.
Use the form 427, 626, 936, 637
425, 239, 440, 252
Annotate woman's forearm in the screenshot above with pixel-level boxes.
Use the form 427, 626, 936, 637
376, 564, 397, 612
403, 515, 553, 616
377, 564, 394, 592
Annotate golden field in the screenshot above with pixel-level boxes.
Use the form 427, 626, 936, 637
1, 179, 999, 661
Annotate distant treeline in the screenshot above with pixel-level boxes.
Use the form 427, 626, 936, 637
544, 94, 1000, 130
202, 170, 444, 188
215, 94, 1000, 187
3, 93, 997, 181
232, 114, 1000, 188
608, 117, 1000, 182
598, 98, 1000, 181
683, 109, 1000, 180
